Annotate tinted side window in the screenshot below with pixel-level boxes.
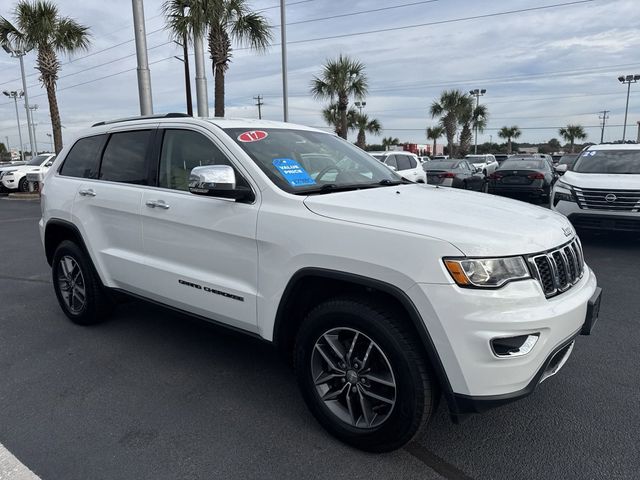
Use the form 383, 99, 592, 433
99, 130, 152, 184
396, 155, 411, 171
59, 135, 105, 179
158, 129, 233, 191
407, 156, 417, 169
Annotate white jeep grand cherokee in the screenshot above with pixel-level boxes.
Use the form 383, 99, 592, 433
39, 114, 601, 452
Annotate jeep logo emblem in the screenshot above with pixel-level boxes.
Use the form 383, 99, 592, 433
562, 226, 572, 237
605, 193, 617, 203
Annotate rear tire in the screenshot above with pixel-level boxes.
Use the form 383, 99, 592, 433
294, 296, 438, 452
52, 240, 113, 325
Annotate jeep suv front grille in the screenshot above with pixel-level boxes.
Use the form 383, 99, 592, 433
573, 186, 640, 212
528, 239, 584, 298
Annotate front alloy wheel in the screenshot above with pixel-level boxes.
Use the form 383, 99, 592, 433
311, 327, 396, 429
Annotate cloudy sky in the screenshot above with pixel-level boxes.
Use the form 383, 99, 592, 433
1, 0, 640, 151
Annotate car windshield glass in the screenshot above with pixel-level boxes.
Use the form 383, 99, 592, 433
26, 155, 49, 166
572, 150, 640, 174
224, 128, 400, 193
370, 154, 385, 161
500, 160, 544, 170
426, 161, 457, 169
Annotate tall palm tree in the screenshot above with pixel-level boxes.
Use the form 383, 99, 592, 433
170, 0, 272, 117
382, 136, 400, 151
459, 102, 488, 156
0, 1, 90, 154
559, 124, 587, 153
426, 125, 444, 157
322, 103, 356, 137
311, 54, 368, 139
353, 113, 381, 149
498, 126, 521, 154
429, 89, 469, 157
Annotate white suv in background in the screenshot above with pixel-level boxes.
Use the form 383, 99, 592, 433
39, 114, 600, 452
0, 153, 56, 192
551, 144, 640, 232
465, 154, 499, 176
369, 151, 426, 183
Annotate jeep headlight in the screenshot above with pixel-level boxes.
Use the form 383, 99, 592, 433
444, 257, 530, 288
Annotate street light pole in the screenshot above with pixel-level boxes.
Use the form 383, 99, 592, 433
354, 101, 366, 115
132, 0, 153, 115
280, 0, 289, 122
3, 90, 25, 161
469, 88, 486, 154
618, 74, 640, 142
29, 104, 39, 153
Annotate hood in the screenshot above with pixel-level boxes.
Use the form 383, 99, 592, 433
561, 171, 640, 190
303, 184, 574, 257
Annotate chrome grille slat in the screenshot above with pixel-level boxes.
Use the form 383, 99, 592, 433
528, 238, 584, 298
573, 186, 640, 212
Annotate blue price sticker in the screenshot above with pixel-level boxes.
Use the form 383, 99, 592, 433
272, 158, 316, 187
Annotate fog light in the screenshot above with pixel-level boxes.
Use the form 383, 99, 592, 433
491, 333, 539, 357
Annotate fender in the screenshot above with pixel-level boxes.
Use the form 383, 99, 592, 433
272, 267, 461, 417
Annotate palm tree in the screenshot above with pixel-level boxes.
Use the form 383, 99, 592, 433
0, 1, 90, 154
322, 103, 356, 137
311, 54, 368, 139
459, 102, 488, 156
382, 137, 400, 151
498, 126, 521, 154
353, 113, 381, 149
559, 124, 587, 153
430, 89, 469, 158
168, 0, 272, 117
162, 0, 193, 115
426, 125, 444, 157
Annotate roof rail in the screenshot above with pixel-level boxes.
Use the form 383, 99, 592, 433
92, 112, 191, 127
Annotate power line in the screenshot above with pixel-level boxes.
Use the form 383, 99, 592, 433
257, 0, 316, 12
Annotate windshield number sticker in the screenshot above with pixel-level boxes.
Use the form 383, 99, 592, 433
238, 130, 268, 143
272, 158, 316, 187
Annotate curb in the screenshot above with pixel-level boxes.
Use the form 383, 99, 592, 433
5, 193, 40, 201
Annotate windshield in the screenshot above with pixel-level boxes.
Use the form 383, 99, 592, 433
225, 128, 400, 193
500, 160, 545, 170
426, 161, 458, 169
26, 155, 50, 166
572, 150, 640, 174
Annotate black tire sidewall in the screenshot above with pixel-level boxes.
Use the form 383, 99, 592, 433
295, 299, 431, 452
52, 240, 103, 325
18, 177, 28, 192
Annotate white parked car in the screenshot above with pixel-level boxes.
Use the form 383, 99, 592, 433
0, 153, 56, 192
369, 151, 426, 183
551, 144, 640, 232
465, 154, 499, 176
39, 115, 601, 452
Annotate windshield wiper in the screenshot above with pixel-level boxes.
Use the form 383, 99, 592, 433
298, 183, 381, 195
377, 178, 412, 185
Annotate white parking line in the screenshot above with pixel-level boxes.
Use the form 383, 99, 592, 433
0, 443, 40, 480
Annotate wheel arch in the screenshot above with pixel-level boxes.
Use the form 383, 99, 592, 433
272, 267, 458, 415
44, 219, 90, 267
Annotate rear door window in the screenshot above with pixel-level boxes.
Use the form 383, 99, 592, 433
99, 130, 153, 184
396, 155, 411, 171
385, 156, 398, 170
59, 135, 106, 179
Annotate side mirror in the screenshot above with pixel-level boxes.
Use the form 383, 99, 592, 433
44, 161, 53, 167
387, 164, 397, 171
189, 165, 254, 201
555, 164, 568, 175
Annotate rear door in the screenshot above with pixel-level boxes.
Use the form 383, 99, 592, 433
139, 125, 260, 333
72, 127, 156, 288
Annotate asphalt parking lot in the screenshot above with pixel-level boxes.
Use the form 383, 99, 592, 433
1, 199, 639, 480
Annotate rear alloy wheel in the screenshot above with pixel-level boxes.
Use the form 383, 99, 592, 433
294, 297, 438, 452
52, 240, 113, 325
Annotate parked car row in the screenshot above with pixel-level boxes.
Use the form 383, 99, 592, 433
0, 153, 56, 193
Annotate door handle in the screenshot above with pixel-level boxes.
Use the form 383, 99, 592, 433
78, 189, 96, 197
145, 200, 170, 210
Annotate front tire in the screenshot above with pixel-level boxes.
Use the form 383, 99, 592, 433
294, 297, 438, 452
18, 177, 29, 192
52, 240, 113, 325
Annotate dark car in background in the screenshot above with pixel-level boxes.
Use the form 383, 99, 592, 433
488, 158, 556, 202
555, 153, 579, 171
423, 159, 487, 191
494, 154, 512, 165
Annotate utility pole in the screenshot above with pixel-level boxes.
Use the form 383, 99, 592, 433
194, 34, 209, 117
253, 95, 264, 119
469, 88, 486, 154
29, 104, 39, 153
280, 0, 289, 122
598, 110, 609, 144
132, 0, 153, 115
